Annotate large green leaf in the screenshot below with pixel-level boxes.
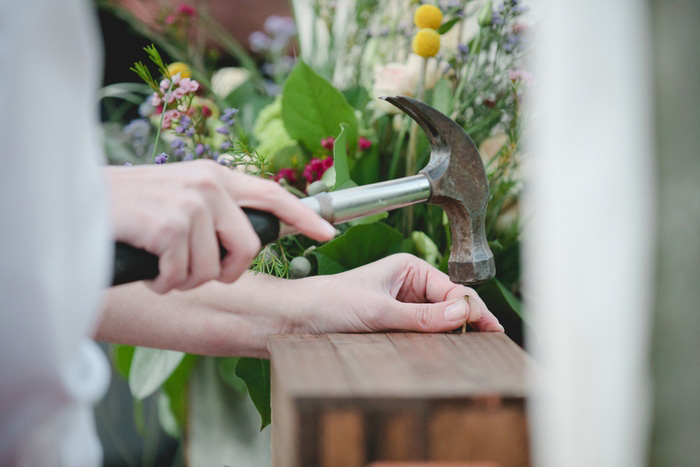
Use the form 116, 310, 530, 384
282, 61, 358, 153
187, 357, 271, 465
216, 356, 247, 394
313, 251, 347, 275
161, 353, 196, 431
312, 222, 403, 271
234, 358, 271, 430
128, 347, 186, 400
332, 123, 357, 191
111, 344, 135, 379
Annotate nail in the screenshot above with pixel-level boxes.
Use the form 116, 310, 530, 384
444, 300, 467, 322
321, 221, 336, 237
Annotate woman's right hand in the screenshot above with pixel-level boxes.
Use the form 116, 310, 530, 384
105, 160, 336, 293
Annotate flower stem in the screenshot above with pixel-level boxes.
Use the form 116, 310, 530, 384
150, 84, 173, 164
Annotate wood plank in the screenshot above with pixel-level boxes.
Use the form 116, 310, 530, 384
386, 333, 491, 397
327, 333, 420, 397
319, 409, 365, 467
428, 401, 529, 466
270, 333, 531, 466
269, 334, 351, 398
369, 411, 427, 461
270, 333, 529, 399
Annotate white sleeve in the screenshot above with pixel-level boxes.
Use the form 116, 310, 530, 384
0, 0, 113, 465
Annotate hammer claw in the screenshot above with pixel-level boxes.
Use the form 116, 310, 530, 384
382, 95, 496, 286
383, 96, 442, 150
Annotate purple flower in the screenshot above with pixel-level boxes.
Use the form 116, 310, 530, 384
263, 80, 281, 96
457, 43, 470, 60
503, 33, 520, 52
217, 154, 234, 167
155, 153, 168, 164
138, 101, 155, 117
183, 152, 194, 161
171, 138, 186, 149
124, 119, 150, 139
492, 12, 503, 26
220, 141, 232, 151
249, 31, 272, 53
123, 162, 132, 167
264, 16, 296, 40
216, 126, 229, 135
221, 108, 238, 126
195, 143, 205, 156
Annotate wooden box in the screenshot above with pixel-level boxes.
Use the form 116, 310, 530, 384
269, 333, 531, 467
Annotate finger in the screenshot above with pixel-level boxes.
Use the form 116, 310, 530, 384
176, 202, 221, 290
382, 298, 476, 333
151, 227, 190, 294
232, 176, 336, 242
388, 254, 503, 332
217, 204, 262, 283
444, 288, 504, 332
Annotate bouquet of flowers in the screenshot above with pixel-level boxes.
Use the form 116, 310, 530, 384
99, 0, 528, 461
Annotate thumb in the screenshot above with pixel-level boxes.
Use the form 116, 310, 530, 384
390, 297, 480, 333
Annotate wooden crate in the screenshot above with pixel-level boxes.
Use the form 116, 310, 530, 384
269, 333, 531, 467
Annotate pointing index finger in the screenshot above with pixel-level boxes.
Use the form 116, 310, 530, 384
234, 176, 337, 242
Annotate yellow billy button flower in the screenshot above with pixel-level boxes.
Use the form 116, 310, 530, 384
414, 4, 443, 30
167, 62, 191, 79
412, 28, 441, 58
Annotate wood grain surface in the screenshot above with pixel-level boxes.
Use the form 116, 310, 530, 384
270, 333, 531, 467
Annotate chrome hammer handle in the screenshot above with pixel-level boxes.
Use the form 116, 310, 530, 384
279, 174, 432, 237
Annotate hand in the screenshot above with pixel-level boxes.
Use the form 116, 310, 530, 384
97, 253, 503, 358
293, 253, 504, 336
105, 160, 336, 293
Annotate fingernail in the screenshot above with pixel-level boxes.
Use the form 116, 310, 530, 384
444, 300, 467, 322
321, 221, 336, 237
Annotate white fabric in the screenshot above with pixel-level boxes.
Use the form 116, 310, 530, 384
524, 1, 655, 466
0, 0, 111, 465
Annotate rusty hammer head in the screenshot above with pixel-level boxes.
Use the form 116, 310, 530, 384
384, 96, 496, 286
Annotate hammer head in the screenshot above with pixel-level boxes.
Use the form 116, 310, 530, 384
384, 96, 496, 286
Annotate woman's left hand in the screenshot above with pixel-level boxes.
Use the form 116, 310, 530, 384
97, 254, 503, 358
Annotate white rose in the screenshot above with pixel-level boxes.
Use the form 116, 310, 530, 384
372, 55, 443, 114
372, 62, 416, 113
210, 67, 251, 98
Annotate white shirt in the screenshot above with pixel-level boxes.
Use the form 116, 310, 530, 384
0, 0, 112, 465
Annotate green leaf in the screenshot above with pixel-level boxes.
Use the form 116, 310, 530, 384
476, 278, 527, 346
494, 279, 523, 318
342, 85, 370, 109
111, 344, 135, 379
234, 358, 271, 430
129, 347, 186, 400
312, 251, 347, 275
282, 61, 358, 154
437, 17, 461, 35
313, 222, 403, 271
162, 353, 196, 430
157, 392, 180, 438
431, 77, 454, 115
216, 357, 247, 394
187, 357, 271, 465
332, 123, 357, 191
348, 212, 389, 227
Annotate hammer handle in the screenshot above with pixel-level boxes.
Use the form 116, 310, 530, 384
112, 208, 279, 286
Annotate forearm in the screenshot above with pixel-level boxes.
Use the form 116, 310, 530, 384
95, 272, 307, 358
